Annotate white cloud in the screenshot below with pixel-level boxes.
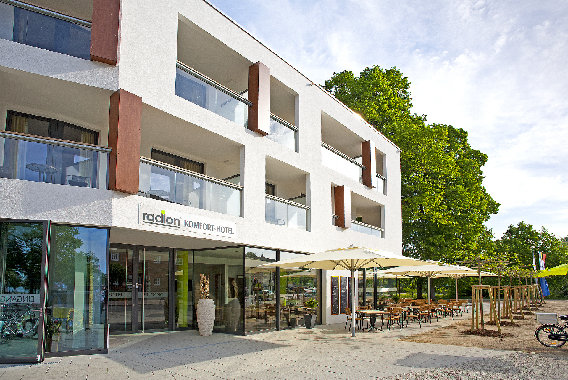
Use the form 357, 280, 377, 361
210, 0, 568, 238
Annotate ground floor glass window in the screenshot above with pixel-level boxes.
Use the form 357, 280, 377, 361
46, 225, 108, 354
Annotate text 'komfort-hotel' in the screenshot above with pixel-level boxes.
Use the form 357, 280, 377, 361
0, 0, 401, 363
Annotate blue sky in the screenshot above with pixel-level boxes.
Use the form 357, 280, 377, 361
209, 0, 568, 239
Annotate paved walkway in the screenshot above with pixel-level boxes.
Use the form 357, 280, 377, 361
0, 313, 566, 379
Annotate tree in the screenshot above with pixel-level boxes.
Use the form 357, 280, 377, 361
325, 66, 499, 268
497, 222, 568, 296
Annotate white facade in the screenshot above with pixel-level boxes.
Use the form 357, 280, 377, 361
0, 0, 401, 326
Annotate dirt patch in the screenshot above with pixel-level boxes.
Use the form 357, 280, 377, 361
402, 299, 568, 356
461, 328, 512, 338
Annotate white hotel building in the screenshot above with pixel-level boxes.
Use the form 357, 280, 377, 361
0, 0, 401, 362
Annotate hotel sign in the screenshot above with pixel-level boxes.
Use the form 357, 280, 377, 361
138, 204, 236, 238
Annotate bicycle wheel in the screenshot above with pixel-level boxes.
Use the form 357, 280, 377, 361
20, 311, 38, 337
535, 324, 566, 348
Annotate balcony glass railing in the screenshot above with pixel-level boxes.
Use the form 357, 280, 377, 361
0, 0, 91, 60
373, 173, 386, 194
265, 195, 309, 231
175, 61, 250, 127
0, 131, 109, 189
351, 220, 384, 238
321, 143, 363, 184
139, 157, 242, 217
267, 114, 297, 151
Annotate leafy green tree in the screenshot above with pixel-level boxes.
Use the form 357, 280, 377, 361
325, 66, 499, 269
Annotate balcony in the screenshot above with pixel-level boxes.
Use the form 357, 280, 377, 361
266, 114, 297, 151
0, 131, 109, 189
175, 61, 250, 127
373, 173, 386, 194
265, 195, 308, 231
139, 157, 242, 217
321, 143, 364, 184
351, 220, 384, 238
0, 1, 91, 60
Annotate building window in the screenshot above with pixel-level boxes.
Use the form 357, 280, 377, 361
111, 252, 119, 261
151, 149, 204, 174
265, 183, 276, 196
6, 111, 98, 144
153, 255, 161, 264
154, 278, 160, 286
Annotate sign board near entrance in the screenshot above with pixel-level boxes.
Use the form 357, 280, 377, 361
138, 204, 237, 239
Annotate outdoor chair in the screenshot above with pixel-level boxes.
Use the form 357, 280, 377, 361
386, 307, 406, 330
345, 308, 367, 331
405, 306, 422, 327
418, 305, 432, 324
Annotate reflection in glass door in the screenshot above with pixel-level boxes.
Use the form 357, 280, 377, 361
108, 247, 134, 332
0, 222, 44, 362
137, 249, 169, 332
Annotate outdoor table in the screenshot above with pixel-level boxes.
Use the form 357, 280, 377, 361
26, 163, 58, 182
358, 310, 389, 332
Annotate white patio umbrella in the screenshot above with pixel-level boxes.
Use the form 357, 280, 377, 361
261, 246, 430, 337
281, 270, 316, 278
383, 263, 480, 304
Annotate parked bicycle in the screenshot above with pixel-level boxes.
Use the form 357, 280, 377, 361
535, 314, 568, 348
0, 308, 39, 342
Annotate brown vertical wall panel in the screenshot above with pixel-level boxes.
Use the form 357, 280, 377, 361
90, 0, 120, 65
108, 89, 142, 194
334, 185, 351, 228
361, 140, 375, 188
248, 62, 270, 135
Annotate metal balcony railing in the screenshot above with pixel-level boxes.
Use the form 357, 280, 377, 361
321, 142, 364, 183
0, 0, 91, 59
175, 61, 251, 127
139, 157, 242, 217
267, 114, 298, 152
265, 194, 309, 231
0, 131, 109, 189
351, 219, 384, 238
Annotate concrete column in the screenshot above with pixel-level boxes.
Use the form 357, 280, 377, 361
361, 140, 376, 188
247, 62, 270, 135
240, 146, 265, 222
333, 185, 351, 229
90, 0, 120, 65
108, 89, 142, 194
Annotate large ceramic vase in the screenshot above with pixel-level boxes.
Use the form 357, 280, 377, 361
197, 298, 215, 336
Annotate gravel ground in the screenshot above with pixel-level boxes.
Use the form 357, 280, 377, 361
387, 351, 568, 379
0, 310, 566, 379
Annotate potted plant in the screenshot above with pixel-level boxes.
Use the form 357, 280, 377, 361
304, 298, 318, 329
196, 274, 215, 336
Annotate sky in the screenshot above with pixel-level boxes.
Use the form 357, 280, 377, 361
209, 0, 568, 239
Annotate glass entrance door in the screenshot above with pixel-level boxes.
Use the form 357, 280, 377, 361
108, 246, 170, 333
0, 222, 44, 362
136, 249, 169, 332
108, 247, 134, 333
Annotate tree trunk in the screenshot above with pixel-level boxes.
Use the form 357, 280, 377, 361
416, 278, 423, 299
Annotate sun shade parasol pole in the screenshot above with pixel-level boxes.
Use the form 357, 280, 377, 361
427, 276, 431, 304
455, 276, 459, 301
351, 259, 356, 337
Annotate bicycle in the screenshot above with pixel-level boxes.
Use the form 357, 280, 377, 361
0, 308, 39, 342
535, 314, 568, 348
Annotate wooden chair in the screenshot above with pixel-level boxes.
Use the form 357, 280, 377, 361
405, 306, 422, 327
345, 308, 367, 331
386, 307, 405, 330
